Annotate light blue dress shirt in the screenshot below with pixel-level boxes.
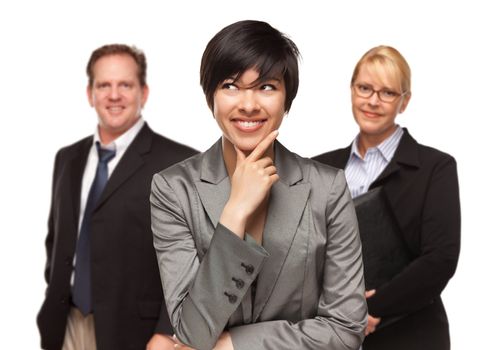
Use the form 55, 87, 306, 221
345, 126, 404, 198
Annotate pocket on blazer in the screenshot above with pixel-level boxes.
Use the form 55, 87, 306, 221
138, 300, 161, 319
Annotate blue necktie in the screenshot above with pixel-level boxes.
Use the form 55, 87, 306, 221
73, 142, 116, 315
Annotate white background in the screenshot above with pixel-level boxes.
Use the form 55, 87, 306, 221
0, 0, 496, 348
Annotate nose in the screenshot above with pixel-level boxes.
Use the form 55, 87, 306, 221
238, 90, 260, 115
109, 85, 120, 100
367, 91, 381, 106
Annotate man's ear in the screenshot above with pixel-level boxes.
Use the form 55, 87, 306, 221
87, 85, 94, 107
141, 84, 149, 107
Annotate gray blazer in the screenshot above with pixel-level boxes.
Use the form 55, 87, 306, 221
151, 139, 367, 350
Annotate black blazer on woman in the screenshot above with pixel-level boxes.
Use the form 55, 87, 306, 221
313, 129, 460, 350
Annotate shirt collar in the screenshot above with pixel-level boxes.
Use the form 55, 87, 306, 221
93, 117, 145, 152
350, 125, 404, 162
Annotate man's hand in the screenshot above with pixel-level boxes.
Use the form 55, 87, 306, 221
146, 333, 177, 350
365, 289, 381, 336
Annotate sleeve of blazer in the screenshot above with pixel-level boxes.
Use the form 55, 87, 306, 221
230, 170, 367, 350
368, 155, 461, 317
151, 173, 268, 350
154, 301, 173, 335
43, 150, 61, 285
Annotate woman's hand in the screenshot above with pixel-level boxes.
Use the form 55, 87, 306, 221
213, 332, 234, 350
220, 131, 279, 238
170, 335, 194, 350
365, 289, 381, 336
146, 333, 177, 350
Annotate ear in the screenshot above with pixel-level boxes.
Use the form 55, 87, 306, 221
87, 85, 94, 107
399, 92, 411, 114
140, 84, 149, 107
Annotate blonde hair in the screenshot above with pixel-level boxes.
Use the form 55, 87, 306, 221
351, 46, 411, 94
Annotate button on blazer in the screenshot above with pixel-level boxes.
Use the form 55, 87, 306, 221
151, 139, 367, 350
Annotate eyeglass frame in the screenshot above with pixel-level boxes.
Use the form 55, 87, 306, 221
352, 83, 409, 103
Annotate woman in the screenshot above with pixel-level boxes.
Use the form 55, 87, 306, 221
314, 46, 460, 350
151, 20, 367, 350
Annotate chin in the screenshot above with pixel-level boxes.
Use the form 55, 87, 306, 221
235, 143, 258, 153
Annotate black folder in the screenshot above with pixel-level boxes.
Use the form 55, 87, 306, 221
353, 187, 411, 291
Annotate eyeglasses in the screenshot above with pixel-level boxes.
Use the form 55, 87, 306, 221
353, 83, 408, 103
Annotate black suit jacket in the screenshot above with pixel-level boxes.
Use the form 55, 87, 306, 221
37, 123, 197, 350
313, 129, 460, 350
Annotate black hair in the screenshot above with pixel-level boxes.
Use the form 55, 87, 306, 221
200, 20, 300, 112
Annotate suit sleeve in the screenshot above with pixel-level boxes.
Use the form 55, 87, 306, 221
43, 150, 61, 285
151, 173, 268, 350
154, 301, 174, 335
367, 156, 461, 317
229, 170, 367, 350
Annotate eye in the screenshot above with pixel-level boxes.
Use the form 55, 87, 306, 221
120, 82, 133, 89
221, 82, 238, 90
357, 84, 372, 93
260, 84, 276, 91
96, 82, 110, 89
381, 89, 398, 98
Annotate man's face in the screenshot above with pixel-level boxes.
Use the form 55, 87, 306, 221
87, 54, 148, 143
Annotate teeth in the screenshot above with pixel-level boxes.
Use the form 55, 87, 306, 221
238, 120, 262, 128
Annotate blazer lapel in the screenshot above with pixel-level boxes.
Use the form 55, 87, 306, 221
95, 124, 151, 210
335, 145, 352, 169
69, 137, 93, 230
194, 139, 230, 228
192, 140, 311, 321
370, 128, 420, 189
253, 142, 311, 322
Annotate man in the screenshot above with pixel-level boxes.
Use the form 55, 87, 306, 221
37, 44, 197, 350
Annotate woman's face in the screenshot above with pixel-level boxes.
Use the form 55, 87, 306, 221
213, 68, 286, 154
351, 64, 410, 141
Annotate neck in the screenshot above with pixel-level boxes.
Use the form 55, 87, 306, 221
98, 132, 116, 146
357, 125, 397, 158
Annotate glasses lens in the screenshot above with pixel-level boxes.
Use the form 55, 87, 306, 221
355, 84, 373, 98
355, 84, 404, 102
379, 90, 399, 103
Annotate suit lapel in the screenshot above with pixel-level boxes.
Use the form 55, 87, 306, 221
370, 129, 419, 189
192, 140, 311, 321
194, 139, 230, 228
95, 124, 152, 210
69, 137, 93, 230
253, 142, 310, 322
335, 146, 352, 169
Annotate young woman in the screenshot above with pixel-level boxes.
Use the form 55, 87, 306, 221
151, 20, 367, 350
314, 46, 460, 350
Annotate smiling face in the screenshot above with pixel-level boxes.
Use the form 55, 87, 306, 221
87, 54, 149, 144
351, 64, 410, 146
213, 68, 286, 155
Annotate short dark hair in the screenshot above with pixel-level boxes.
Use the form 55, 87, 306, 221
200, 20, 300, 112
86, 44, 147, 87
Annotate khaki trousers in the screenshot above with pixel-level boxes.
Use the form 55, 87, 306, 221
62, 307, 97, 350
